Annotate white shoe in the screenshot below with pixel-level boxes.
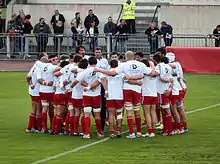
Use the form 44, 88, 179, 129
79, 133, 84, 136
142, 132, 150, 137
126, 133, 136, 139
97, 133, 104, 138
26, 129, 31, 133
136, 132, 142, 138
148, 133, 155, 137
82, 134, 91, 139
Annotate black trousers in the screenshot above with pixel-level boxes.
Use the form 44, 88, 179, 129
100, 85, 107, 132
125, 19, 136, 34
215, 40, 220, 47
54, 36, 63, 54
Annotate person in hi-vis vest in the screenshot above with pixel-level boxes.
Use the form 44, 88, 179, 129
122, 0, 136, 34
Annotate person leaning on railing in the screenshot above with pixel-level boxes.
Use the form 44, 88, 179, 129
33, 18, 51, 55
213, 25, 220, 47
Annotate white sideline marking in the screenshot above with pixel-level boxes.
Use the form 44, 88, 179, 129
31, 103, 220, 164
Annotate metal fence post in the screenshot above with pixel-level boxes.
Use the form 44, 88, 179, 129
6, 35, 10, 59
106, 34, 111, 59
57, 36, 61, 57
205, 34, 209, 47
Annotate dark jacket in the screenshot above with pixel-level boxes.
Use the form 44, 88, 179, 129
104, 22, 116, 35
213, 28, 220, 37
145, 27, 161, 41
23, 19, 33, 34
54, 25, 64, 34
50, 14, 65, 29
115, 24, 128, 41
84, 14, 99, 29
71, 26, 78, 40
160, 24, 173, 38
33, 23, 51, 43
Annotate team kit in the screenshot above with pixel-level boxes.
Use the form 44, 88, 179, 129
26, 48, 188, 139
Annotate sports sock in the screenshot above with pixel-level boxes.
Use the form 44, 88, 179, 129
74, 116, 79, 134
95, 119, 102, 134
127, 116, 134, 134
41, 112, 48, 131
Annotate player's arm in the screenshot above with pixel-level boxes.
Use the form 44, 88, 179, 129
160, 77, 173, 83
81, 81, 88, 87
124, 75, 144, 80
127, 79, 143, 86
94, 67, 118, 76
54, 71, 62, 77
71, 68, 84, 73
70, 79, 79, 89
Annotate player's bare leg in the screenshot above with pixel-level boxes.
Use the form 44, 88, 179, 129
108, 108, 116, 138
142, 104, 151, 137
171, 103, 183, 134
134, 104, 142, 137
93, 108, 103, 137
150, 105, 157, 136
116, 108, 123, 137
177, 102, 188, 133
41, 100, 49, 133
125, 102, 135, 138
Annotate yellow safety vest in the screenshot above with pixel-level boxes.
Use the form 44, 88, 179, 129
122, 1, 136, 20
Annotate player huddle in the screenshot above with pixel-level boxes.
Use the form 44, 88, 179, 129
26, 46, 188, 139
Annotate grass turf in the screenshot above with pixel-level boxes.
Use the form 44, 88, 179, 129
0, 72, 220, 164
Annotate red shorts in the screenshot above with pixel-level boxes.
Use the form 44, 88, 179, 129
39, 92, 54, 102
71, 98, 83, 109
178, 89, 187, 102
123, 90, 141, 105
83, 95, 101, 108
106, 100, 124, 109
30, 95, 40, 103
67, 92, 72, 104
142, 96, 158, 105
54, 94, 68, 106
159, 93, 170, 105
171, 95, 179, 105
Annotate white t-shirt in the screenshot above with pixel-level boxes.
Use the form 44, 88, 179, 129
71, 68, 84, 99
54, 76, 64, 94
115, 60, 152, 93
142, 75, 157, 97
37, 63, 57, 93
27, 64, 41, 96
171, 65, 181, 95
76, 67, 105, 96
97, 58, 109, 70
155, 62, 173, 94
106, 73, 124, 100
176, 62, 187, 89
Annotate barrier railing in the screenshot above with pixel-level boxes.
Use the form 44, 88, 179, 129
0, 33, 218, 59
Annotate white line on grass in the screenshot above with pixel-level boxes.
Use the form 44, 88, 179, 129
31, 103, 220, 164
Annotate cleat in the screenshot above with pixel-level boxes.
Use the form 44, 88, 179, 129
162, 133, 168, 136
148, 133, 155, 137
26, 129, 31, 133
82, 134, 91, 139
59, 132, 64, 135
50, 131, 55, 135
79, 133, 84, 136
126, 133, 136, 139
116, 131, 122, 138
97, 133, 104, 138
136, 132, 142, 138
142, 132, 150, 137
73, 133, 79, 136
156, 124, 164, 130
183, 129, 189, 133
110, 134, 115, 138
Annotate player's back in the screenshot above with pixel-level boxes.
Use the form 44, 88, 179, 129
72, 67, 84, 99
142, 75, 157, 97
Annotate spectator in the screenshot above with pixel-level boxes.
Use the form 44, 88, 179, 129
86, 21, 99, 52
16, 9, 25, 24
134, 51, 144, 61
23, 14, 33, 58
72, 12, 81, 28
145, 22, 161, 52
71, 21, 78, 49
50, 10, 65, 32
115, 19, 128, 53
11, 13, 17, 21
6, 20, 15, 58
84, 9, 99, 29
53, 21, 64, 54
122, 0, 136, 34
104, 16, 116, 52
213, 25, 220, 47
33, 17, 51, 53
160, 21, 173, 46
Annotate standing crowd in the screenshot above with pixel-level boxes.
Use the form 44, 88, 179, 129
26, 46, 188, 139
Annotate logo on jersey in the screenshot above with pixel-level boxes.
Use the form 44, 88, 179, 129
43, 66, 48, 72
129, 64, 140, 73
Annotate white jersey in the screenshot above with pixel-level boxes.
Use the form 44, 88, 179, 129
115, 60, 152, 93
37, 63, 57, 93
155, 62, 173, 94
27, 64, 41, 96
171, 64, 181, 95
106, 73, 124, 100
76, 67, 105, 96
60, 63, 77, 91
176, 62, 187, 89
142, 75, 157, 97
71, 68, 84, 99
54, 76, 64, 94
97, 58, 109, 70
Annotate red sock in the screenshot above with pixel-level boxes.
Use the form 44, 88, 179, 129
148, 128, 152, 134
135, 117, 141, 133
127, 116, 134, 134
33, 115, 37, 129
176, 122, 182, 131
162, 115, 167, 133
172, 122, 176, 130
74, 116, 79, 134
183, 121, 188, 129
81, 116, 85, 134
152, 128, 155, 134
64, 113, 70, 131
36, 115, 42, 131
84, 117, 91, 135
41, 112, 48, 131
95, 119, 102, 134
56, 116, 62, 134
69, 116, 74, 134
167, 115, 173, 134
49, 108, 54, 128
51, 115, 57, 132
110, 128, 114, 135
27, 113, 35, 130
156, 105, 161, 122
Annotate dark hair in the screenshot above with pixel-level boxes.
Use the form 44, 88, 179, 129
109, 60, 118, 68
156, 47, 166, 55
59, 55, 70, 61
39, 17, 44, 22
89, 9, 93, 12
110, 51, 119, 57
135, 51, 144, 58
60, 61, 70, 68
217, 25, 220, 29
48, 54, 57, 59
95, 47, 102, 52
75, 45, 85, 54
108, 16, 112, 19
153, 54, 162, 63
78, 59, 88, 69
161, 21, 167, 25
162, 56, 169, 64
25, 14, 31, 20
38, 52, 46, 60
73, 55, 83, 63
120, 19, 123, 23
69, 54, 74, 59
88, 56, 97, 65
141, 58, 150, 67
75, 12, 80, 17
